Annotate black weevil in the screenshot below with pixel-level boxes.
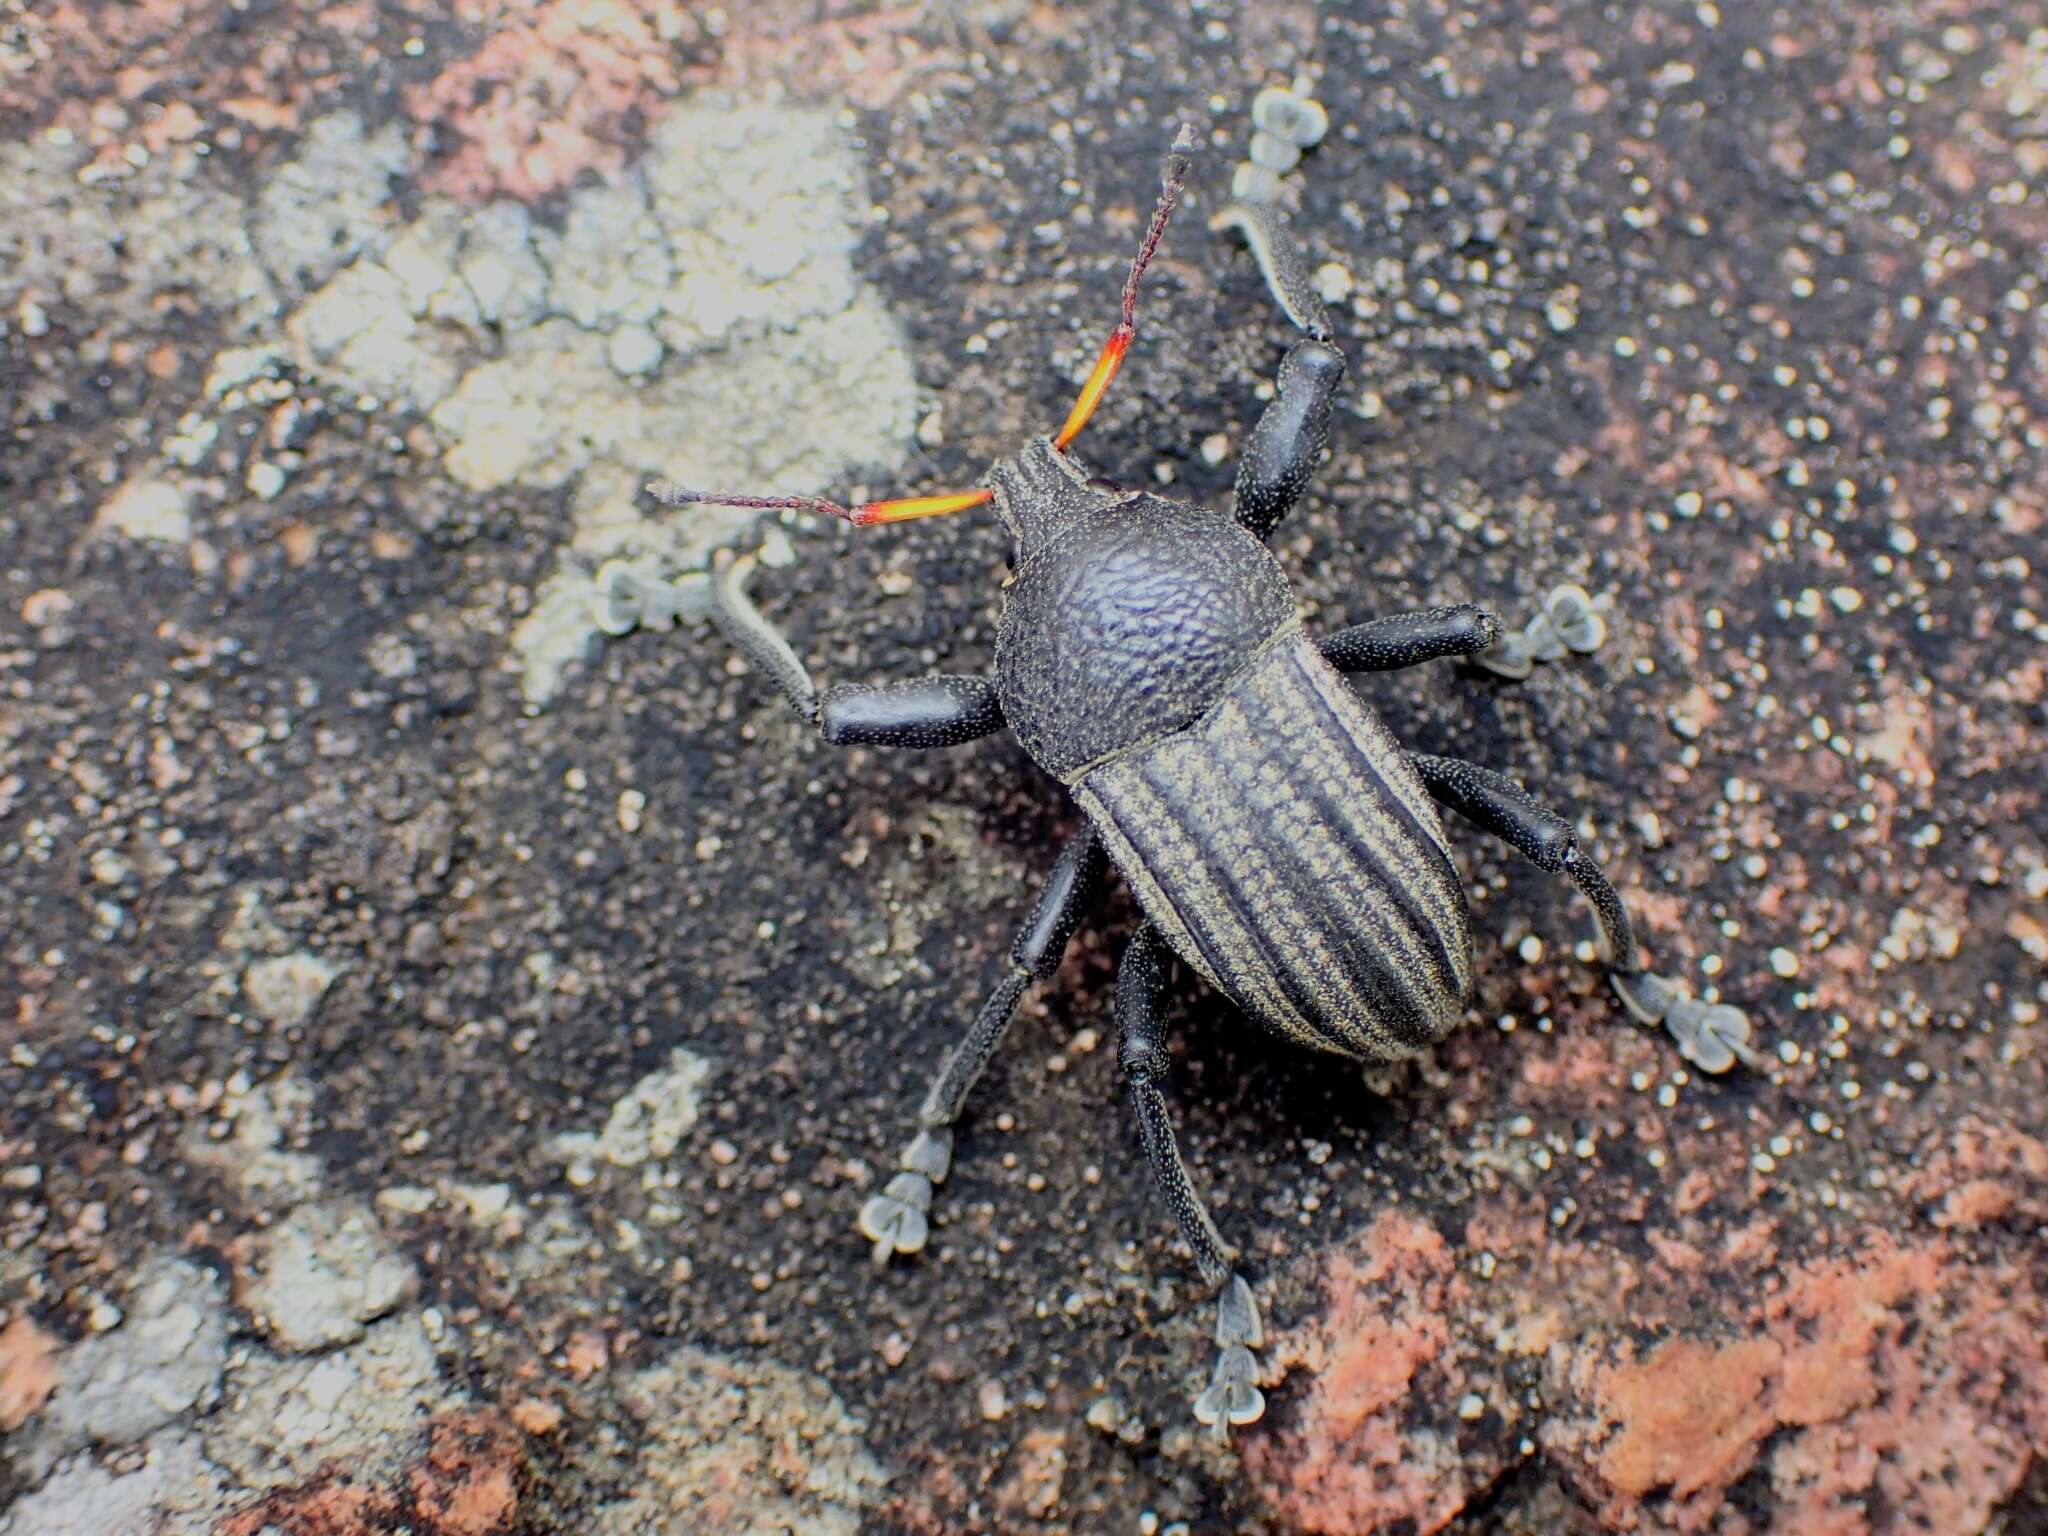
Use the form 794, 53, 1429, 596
650, 122, 1761, 1433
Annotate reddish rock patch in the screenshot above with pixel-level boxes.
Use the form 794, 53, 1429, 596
1552, 1235, 2048, 1534
1895, 1115, 2048, 1232
218, 1408, 526, 1536
407, 0, 706, 202
1251, 1194, 2048, 1536
1245, 1212, 1513, 1536
1590, 1337, 1779, 1506
0, 0, 382, 153
0, 1314, 59, 1431
410, 1410, 525, 1536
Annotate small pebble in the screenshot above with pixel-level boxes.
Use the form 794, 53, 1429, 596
1251, 86, 1329, 148
1769, 946, 1800, 978
978, 1379, 1008, 1421
1312, 262, 1355, 304
21, 588, 74, 628
607, 324, 664, 377
246, 461, 288, 500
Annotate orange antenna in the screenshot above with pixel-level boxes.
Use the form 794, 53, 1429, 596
647, 481, 993, 527
1053, 123, 1199, 450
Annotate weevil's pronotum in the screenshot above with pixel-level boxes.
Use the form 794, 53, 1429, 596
647, 114, 1762, 1432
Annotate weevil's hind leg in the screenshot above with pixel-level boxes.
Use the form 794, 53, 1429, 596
858, 828, 1110, 1263
1212, 202, 1347, 543
1114, 926, 1267, 1433
707, 551, 1007, 747
1318, 597, 1604, 685
1408, 753, 1766, 1073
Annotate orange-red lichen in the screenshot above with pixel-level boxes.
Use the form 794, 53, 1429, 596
1553, 1235, 2048, 1534
218, 1408, 526, 1536
1251, 1189, 2047, 1536
407, 0, 703, 202
1246, 1212, 1506, 1536
0, 1314, 59, 1432
409, 1410, 524, 1536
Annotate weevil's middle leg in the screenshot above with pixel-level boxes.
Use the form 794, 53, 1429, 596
1319, 595, 1608, 681
1408, 752, 1765, 1073
1321, 604, 1504, 672
1467, 583, 1612, 680
858, 827, 1110, 1263
1115, 926, 1267, 1433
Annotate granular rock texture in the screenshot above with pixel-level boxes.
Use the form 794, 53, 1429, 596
3, 1, 2045, 1533
586, 1345, 887, 1535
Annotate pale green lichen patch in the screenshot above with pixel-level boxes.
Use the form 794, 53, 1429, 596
255, 99, 920, 704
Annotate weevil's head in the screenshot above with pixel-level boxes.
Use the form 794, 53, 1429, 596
986, 437, 1145, 559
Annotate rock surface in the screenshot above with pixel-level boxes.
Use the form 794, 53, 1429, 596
2, 2, 2044, 1533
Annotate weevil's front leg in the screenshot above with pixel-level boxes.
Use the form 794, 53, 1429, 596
707, 550, 1006, 747
858, 828, 1110, 1262
1408, 753, 1764, 1073
1212, 201, 1346, 542
1115, 926, 1267, 1433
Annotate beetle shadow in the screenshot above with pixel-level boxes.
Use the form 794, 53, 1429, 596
1163, 969, 1419, 1154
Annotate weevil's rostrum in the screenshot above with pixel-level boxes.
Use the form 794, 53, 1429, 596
651, 107, 1762, 1434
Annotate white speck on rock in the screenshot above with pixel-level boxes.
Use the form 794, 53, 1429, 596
205, 346, 287, 399
245, 461, 288, 500
240, 951, 339, 1029
608, 323, 664, 377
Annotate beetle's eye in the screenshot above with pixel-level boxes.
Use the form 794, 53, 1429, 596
1086, 475, 1124, 494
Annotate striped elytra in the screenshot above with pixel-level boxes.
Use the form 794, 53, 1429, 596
1076, 633, 1475, 1063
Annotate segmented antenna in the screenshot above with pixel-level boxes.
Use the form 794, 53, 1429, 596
1053, 123, 1199, 449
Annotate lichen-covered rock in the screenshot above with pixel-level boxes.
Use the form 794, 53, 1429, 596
590, 1346, 888, 1536
203, 1312, 452, 1491
1, 1432, 230, 1536
12, 1259, 228, 1483
546, 1046, 712, 1181
236, 1201, 419, 1353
